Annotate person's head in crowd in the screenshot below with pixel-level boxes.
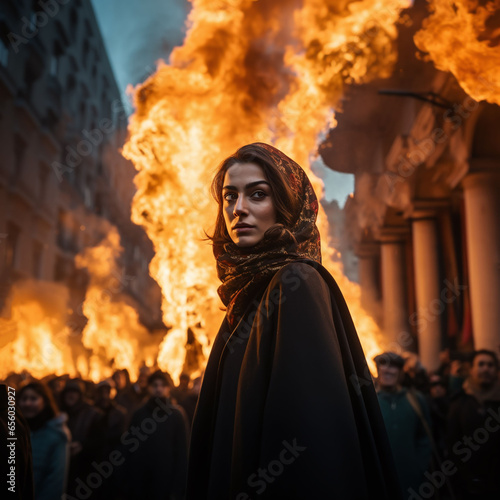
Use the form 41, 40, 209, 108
429, 373, 447, 399
470, 349, 499, 390
374, 352, 405, 391
137, 366, 151, 390
178, 373, 190, 391
192, 376, 202, 395
44, 375, 66, 395
18, 381, 59, 430
61, 379, 85, 409
147, 370, 171, 399
96, 379, 116, 406
112, 370, 127, 391
403, 352, 423, 375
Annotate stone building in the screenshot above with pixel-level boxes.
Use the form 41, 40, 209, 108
0, 0, 162, 329
320, 0, 500, 371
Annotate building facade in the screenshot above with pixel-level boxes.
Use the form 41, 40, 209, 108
320, 0, 500, 371
0, 0, 162, 332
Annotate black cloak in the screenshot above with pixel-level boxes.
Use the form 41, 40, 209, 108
187, 260, 402, 499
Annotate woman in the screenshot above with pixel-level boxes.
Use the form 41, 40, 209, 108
18, 381, 70, 500
187, 143, 401, 499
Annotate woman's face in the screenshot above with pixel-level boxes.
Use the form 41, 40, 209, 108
222, 162, 276, 247
18, 389, 44, 418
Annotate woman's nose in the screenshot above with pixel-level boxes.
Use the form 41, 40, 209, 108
233, 195, 248, 216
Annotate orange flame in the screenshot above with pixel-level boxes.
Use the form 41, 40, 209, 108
124, 0, 410, 377
123, 0, 411, 379
75, 227, 154, 382
414, 0, 500, 105
0, 281, 74, 380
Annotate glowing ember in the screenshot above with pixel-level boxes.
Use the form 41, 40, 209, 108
414, 0, 500, 105
123, 0, 411, 378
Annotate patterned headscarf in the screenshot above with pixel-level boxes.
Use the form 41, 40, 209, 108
214, 143, 321, 328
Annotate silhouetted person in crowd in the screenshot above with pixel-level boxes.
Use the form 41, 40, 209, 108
426, 373, 450, 458
446, 349, 500, 499
171, 373, 191, 403
122, 370, 188, 500
60, 379, 105, 499
1, 383, 34, 500
114, 367, 149, 421
402, 352, 430, 393
18, 381, 70, 500
94, 379, 126, 499
171, 373, 198, 426
43, 375, 67, 410
375, 352, 432, 498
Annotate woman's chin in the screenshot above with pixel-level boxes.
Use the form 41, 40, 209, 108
232, 236, 262, 248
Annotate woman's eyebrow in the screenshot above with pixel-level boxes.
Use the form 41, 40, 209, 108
222, 180, 271, 191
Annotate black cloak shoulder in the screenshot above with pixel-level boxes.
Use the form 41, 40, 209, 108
187, 260, 402, 500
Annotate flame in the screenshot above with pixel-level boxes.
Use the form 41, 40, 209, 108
414, 0, 500, 105
0, 282, 74, 380
75, 227, 154, 382
123, 0, 411, 380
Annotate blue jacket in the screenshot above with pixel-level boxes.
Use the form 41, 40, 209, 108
378, 388, 432, 495
30, 414, 70, 500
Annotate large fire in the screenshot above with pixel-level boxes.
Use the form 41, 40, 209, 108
123, 0, 412, 379
414, 0, 500, 105
75, 227, 158, 382
1, 0, 415, 384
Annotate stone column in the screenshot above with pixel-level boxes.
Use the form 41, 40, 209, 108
380, 234, 409, 347
355, 243, 381, 325
462, 163, 500, 352
411, 214, 442, 372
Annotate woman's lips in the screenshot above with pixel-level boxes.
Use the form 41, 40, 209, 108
234, 225, 254, 233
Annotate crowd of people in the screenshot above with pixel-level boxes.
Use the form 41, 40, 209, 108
1, 348, 500, 500
1, 367, 199, 500
374, 348, 500, 500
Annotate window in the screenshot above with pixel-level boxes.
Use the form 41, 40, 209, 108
70, 7, 78, 35
82, 39, 89, 68
5, 222, 21, 271
32, 240, 43, 278
0, 38, 8, 67
83, 174, 93, 208
49, 41, 63, 77
66, 74, 76, 93
11, 134, 26, 184
84, 19, 93, 39
54, 255, 67, 282
49, 54, 58, 76
38, 162, 49, 202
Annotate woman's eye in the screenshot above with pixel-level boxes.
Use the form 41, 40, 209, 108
223, 193, 237, 202
252, 190, 267, 199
